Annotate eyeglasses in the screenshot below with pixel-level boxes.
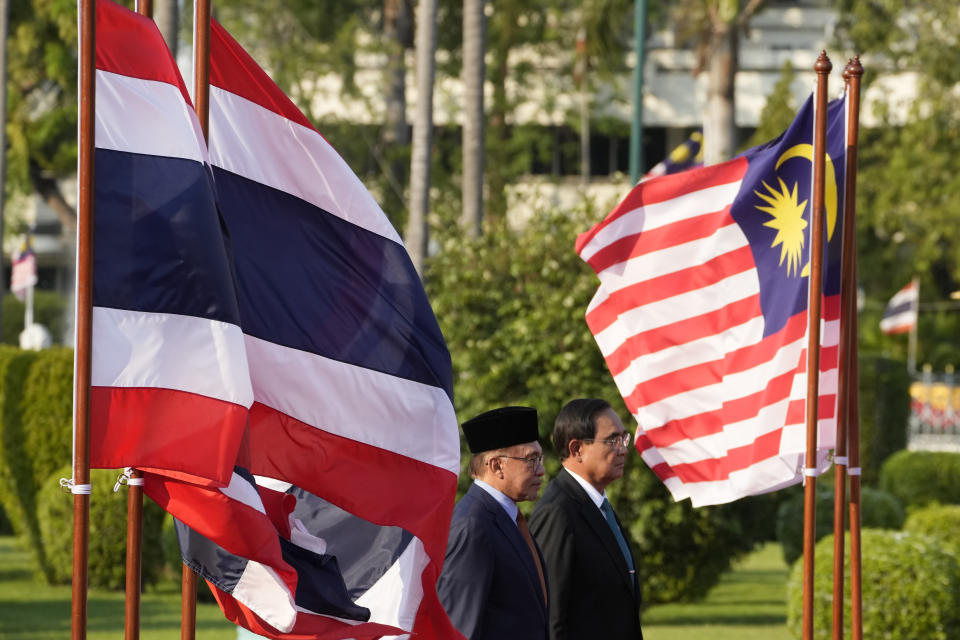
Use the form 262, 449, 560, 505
582, 432, 632, 449
494, 453, 545, 470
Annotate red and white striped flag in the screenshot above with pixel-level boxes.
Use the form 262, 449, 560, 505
10, 235, 38, 301
577, 94, 848, 506
879, 280, 918, 335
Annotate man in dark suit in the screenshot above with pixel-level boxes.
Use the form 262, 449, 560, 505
529, 398, 643, 640
437, 406, 549, 640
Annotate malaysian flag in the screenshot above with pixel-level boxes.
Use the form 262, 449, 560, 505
10, 234, 38, 301
89, 3, 460, 638
577, 93, 847, 507
879, 280, 919, 335
643, 130, 703, 181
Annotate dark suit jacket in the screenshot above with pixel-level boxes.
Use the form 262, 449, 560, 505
529, 467, 642, 640
436, 483, 549, 640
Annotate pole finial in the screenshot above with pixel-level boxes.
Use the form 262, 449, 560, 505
845, 55, 864, 79
814, 50, 832, 74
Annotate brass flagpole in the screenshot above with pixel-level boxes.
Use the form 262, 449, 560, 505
802, 50, 832, 640
73, 1, 96, 639
842, 55, 865, 640
181, 2, 212, 638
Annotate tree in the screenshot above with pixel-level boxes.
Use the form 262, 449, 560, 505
426, 203, 760, 604
154, 0, 178, 57
671, 0, 767, 165
6, 0, 78, 235
836, 0, 960, 367
404, 0, 437, 273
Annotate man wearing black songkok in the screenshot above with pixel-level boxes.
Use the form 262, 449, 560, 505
436, 406, 548, 640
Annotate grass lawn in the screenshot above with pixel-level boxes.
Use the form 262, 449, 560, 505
643, 542, 794, 640
1, 535, 793, 639
0, 536, 236, 640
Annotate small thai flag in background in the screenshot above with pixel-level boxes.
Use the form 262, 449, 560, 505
10, 234, 38, 301
880, 280, 919, 335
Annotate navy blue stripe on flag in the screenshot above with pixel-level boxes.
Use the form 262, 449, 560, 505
883, 300, 915, 319
214, 167, 453, 399
94, 148, 242, 325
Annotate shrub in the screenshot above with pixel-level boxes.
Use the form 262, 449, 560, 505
22, 347, 74, 492
776, 483, 904, 565
38, 465, 166, 589
904, 504, 960, 556
786, 529, 960, 640
879, 450, 960, 510
0, 347, 46, 577
857, 356, 910, 484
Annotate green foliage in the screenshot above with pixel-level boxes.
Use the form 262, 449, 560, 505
904, 504, 960, 556
0, 504, 11, 535
837, 1, 960, 366
1, 292, 69, 345
39, 465, 166, 589
743, 60, 797, 151
6, 0, 78, 199
428, 205, 760, 604
775, 483, 905, 565
857, 356, 909, 484
879, 450, 960, 510
0, 347, 46, 579
786, 529, 960, 640
22, 347, 74, 491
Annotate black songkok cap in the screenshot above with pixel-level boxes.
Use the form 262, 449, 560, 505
462, 406, 539, 453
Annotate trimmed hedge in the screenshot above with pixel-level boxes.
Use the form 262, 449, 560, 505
22, 347, 74, 492
776, 484, 904, 565
787, 529, 960, 640
904, 504, 960, 556
879, 450, 960, 510
857, 356, 910, 484
0, 346, 46, 578
39, 465, 166, 589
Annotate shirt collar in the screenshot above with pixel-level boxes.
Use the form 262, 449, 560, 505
564, 466, 607, 510
474, 479, 519, 524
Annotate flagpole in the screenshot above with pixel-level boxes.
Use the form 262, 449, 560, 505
72, 0, 96, 639
843, 55, 865, 640
180, 2, 212, 638
907, 278, 919, 374
121, 9, 154, 640
801, 50, 832, 640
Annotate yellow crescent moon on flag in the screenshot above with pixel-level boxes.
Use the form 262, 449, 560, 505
775, 144, 837, 241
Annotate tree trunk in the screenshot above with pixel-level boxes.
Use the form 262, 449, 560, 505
29, 162, 76, 236
383, 0, 411, 221
461, 0, 486, 237
154, 0, 179, 58
703, 24, 737, 165
404, 0, 437, 275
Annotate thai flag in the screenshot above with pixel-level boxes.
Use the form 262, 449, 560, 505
195, 21, 461, 638
90, 0, 251, 485
90, 3, 461, 638
577, 93, 847, 506
880, 280, 919, 335
10, 234, 38, 301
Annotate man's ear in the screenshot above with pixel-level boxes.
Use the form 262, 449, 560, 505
567, 440, 581, 460
487, 454, 502, 475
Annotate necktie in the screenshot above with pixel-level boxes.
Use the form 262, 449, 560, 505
601, 498, 635, 575
516, 510, 548, 605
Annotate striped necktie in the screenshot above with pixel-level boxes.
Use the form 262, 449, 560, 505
516, 510, 548, 604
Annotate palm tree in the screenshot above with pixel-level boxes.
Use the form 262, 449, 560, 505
404, 0, 437, 274
461, 0, 485, 237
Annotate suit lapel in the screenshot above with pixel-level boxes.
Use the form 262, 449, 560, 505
556, 469, 636, 595
470, 484, 548, 610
